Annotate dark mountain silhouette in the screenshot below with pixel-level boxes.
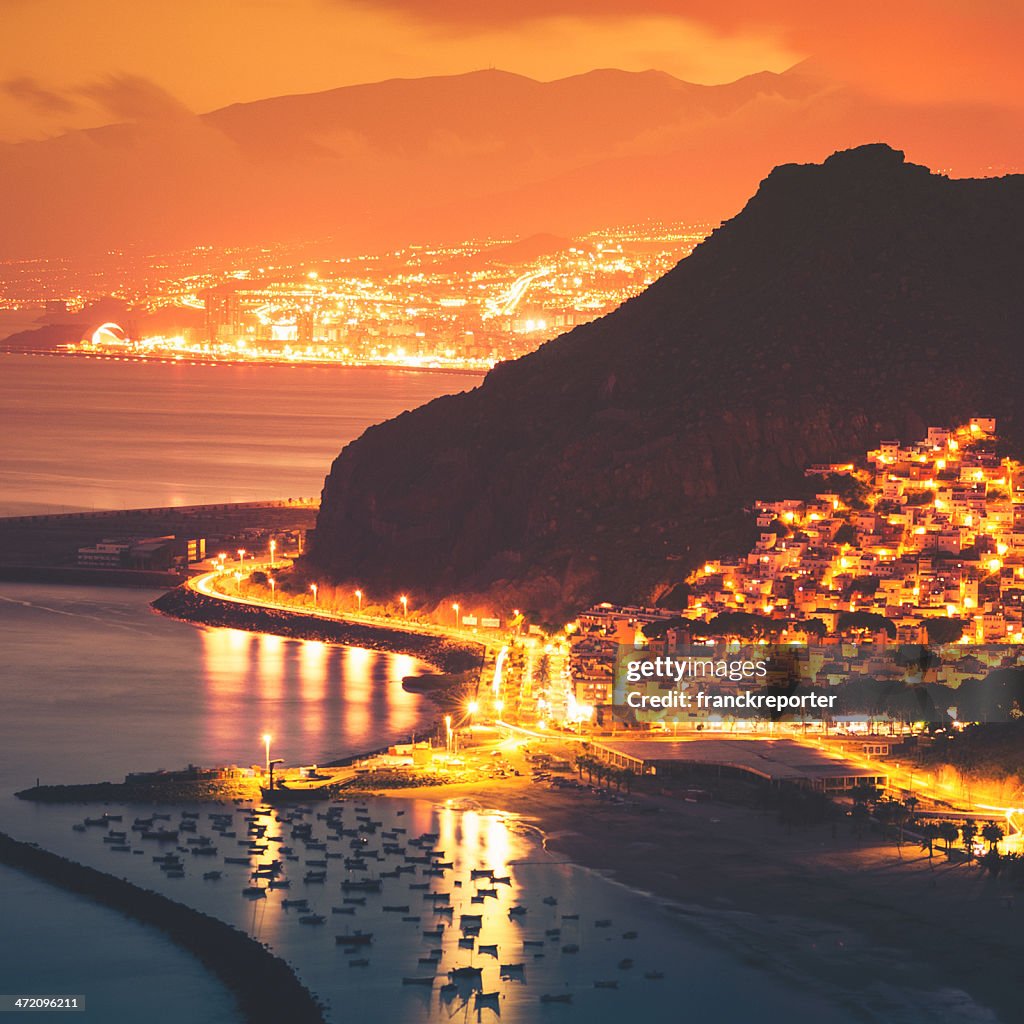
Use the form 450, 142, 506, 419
304, 144, 1024, 621
2, 64, 1021, 258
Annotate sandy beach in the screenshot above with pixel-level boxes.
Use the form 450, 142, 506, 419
362, 771, 1019, 1022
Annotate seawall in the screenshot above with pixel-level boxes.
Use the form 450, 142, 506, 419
0, 831, 327, 1024
152, 586, 485, 674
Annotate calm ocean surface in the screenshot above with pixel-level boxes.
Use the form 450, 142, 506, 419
0, 353, 480, 515
0, 357, 993, 1022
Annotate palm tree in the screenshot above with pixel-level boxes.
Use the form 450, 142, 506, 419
960, 821, 978, 862
937, 821, 960, 852
982, 820, 1005, 851
920, 822, 940, 858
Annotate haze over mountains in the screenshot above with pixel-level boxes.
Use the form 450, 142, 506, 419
305, 144, 1024, 620
3, 62, 1021, 258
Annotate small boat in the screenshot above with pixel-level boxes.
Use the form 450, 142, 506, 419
203, 871, 222, 881
409, 883, 429, 891
479, 944, 498, 958
84, 817, 108, 827
448, 966, 482, 980
401, 916, 421, 923
224, 856, 251, 865
401, 977, 434, 987
595, 919, 612, 928
500, 963, 525, 974
299, 914, 326, 925
594, 980, 619, 990
268, 879, 291, 889
475, 992, 500, 1011
282, 899, 309, 909
340, 879, 382, 892
508, 906, 527, 917
343, 897, 366, 905
523, 940, 544, 948
166, 870, 185, 878
622, 930, 638, 940
542, 896, 558, 906
644, 971, 665, 980
561, 914, 579, 921
561, 944, 580, 954
470, 869, 493, 880
460, 914, 483, 927
331, 907, 356, 915
492, 875, 511, 886
440, 982, 458, 997
242, 887, 266, 898
71, 824, 87, 833
617, 958, 634, 970
335, 932, 373, 946
423, 927, 444, 939
418, 956, 439, 965
458, 938, 475, 950
545, 928, 561, 937
348, 958, 369, 968
382, 905, 409, 913
477, 888, 497, 898
303, 872, 327, 883
540, 994, 572, 1004
470, 895, 485, 905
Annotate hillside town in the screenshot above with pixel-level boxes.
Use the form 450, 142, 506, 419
568, 419, 1024, 712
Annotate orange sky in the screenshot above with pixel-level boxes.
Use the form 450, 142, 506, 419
2, 0, 1020, 143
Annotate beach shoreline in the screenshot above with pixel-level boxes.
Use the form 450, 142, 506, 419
358, 775, 1016, 1023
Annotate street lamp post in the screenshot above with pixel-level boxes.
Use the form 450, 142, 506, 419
400, 595, 408, 618
310, 583, 318, 607
355, 589, 363, 611
269, 539, 276, 568
237, 548, 247, 571
452, 602, 460, 626
268, 576, 275, 601
262, 733, 272, 776
444, 714, 453, 755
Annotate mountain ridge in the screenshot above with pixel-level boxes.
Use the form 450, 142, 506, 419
3, 64, 1019, 259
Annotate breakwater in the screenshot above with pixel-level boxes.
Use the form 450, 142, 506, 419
153, 586, 484, 674
0, 831, 327, 1024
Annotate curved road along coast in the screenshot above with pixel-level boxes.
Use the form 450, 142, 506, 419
153, 585, 485, 674
0, 832, 327, 1024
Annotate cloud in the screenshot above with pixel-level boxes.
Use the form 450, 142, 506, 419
79, 74, 194, 123
2, 76, 78, 114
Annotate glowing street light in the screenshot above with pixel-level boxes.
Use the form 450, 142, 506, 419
262, 733, 272, 775
237, 548, 247, 569
355, 589, 363, 610
452, 602, 460, 626
268, 576, 275, 600
400, 595, 408, 617
445, 714, 453, 755
269, 539, 276, 567
310, 582, 318, 607
494, 699, 504, 717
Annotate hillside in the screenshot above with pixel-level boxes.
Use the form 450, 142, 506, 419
304, 144, 1024, 620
